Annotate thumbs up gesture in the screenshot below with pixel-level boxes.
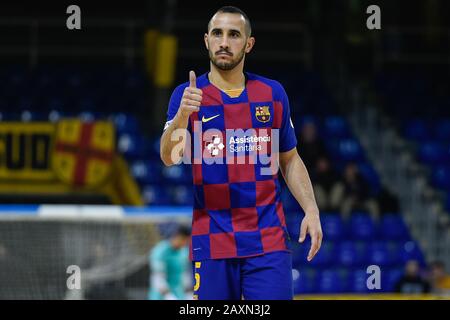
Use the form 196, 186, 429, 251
178, 71, 202, 119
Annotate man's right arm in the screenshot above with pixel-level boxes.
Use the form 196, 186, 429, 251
160, 71, 202, 166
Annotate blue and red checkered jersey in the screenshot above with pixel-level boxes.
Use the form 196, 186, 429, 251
165, 72, 297, 261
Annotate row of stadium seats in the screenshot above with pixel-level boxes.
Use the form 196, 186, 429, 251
404, 119, 450, 143
287, 212, 413, 247
281, 80, 426, 293
0, 110, 141, 133
291, 237, 424, 269
311, 213, 410, 241
0, 66, 147, 93
375, 71, 450, 118
293, 266, 404, 294
0, 66, 148, 113
375, 71, 450, 213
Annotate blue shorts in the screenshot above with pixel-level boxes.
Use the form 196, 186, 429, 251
192, 251, 293, 300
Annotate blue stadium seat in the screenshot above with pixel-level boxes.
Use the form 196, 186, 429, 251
383, 267, 403, 292
321, 214, 345, 241
78, 111, 97, 121
19, 110, 46, 122
111, 113, 140, 134
403, 119, 430, 142
294, 268, 318, 294
322, 115, 351, 139
130, 160, 162, 184
379, 214, 409, 240
385, 241, 404, 266
316, 269, 345, 293
337, 241, 365, 268
169, 185, 193, 205
161, 165, 192, 184
338, 139, 364, 162
309, 242, 335, 268
141, 185, 171, 205
365, 241, 392, 267
349, 269, 371, 293
327, 139, 364, 162
349, 212, 376, 240
418, 141, 448, 165
117, 133, 151, 159
48, 110, 72, 122
149, 137, 162, 158
358, 162, 381, 196
297, 115, 318, 127
434, 120, 450, 142
294, 114, 319, 136
395, 240, 426, 266
431, 166, 450, 190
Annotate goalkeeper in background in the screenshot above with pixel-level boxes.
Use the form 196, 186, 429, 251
148, 226, 192, 300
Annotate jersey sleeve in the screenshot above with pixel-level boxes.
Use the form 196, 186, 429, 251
164, 84, 187, 130
277, 83, 297, 152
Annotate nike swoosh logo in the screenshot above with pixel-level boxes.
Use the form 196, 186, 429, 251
202, 114, 220, 123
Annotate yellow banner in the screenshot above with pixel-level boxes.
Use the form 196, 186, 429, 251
0, 120, 143, 205
0, 122, 54, 180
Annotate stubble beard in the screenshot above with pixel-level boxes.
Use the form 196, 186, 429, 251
208, 45, 246, 71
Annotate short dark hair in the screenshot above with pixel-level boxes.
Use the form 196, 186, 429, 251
208, 6, 252, 36
173, 225, 191, 237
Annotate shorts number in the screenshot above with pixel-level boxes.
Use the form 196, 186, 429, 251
193, 262, 201, 292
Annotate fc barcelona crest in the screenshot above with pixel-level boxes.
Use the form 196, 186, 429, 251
255, 106, 271, 123
52, 120, 115, 187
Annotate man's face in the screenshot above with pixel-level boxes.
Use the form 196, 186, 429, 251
205, 12, 255, 71
405, 260, 419, 276
171, 235, 190, 250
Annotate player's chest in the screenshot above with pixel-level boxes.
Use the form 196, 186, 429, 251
194, 102, 278, 131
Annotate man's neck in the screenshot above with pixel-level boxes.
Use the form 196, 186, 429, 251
208, 63, 245, 90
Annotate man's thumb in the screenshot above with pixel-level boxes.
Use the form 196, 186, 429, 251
189, 71, 196, 88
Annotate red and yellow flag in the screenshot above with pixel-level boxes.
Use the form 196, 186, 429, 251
53, 120, 115, 187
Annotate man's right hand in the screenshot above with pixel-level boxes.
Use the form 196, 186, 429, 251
177, 71, 202, 119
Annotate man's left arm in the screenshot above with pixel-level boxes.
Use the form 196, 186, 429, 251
279, 148, 323, 261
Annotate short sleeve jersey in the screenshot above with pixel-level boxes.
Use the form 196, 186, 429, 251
165, 72, 297, 261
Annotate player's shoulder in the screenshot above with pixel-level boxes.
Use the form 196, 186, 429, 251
152, 240, 171, 254
178, 247, 189, 259
246, 72, 287, 97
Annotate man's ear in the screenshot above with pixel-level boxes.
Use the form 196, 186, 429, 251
245, 37, 255, 53
204, 33, 209, 50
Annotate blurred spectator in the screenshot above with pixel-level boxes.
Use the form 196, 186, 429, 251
298, 122, 328, 169
377, 186, 400, 214
336, 162, 380, 220
148, 225, 191, 300
428, 261, 450, 296
394, 260, 431, 294
312, 156, 342, 211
